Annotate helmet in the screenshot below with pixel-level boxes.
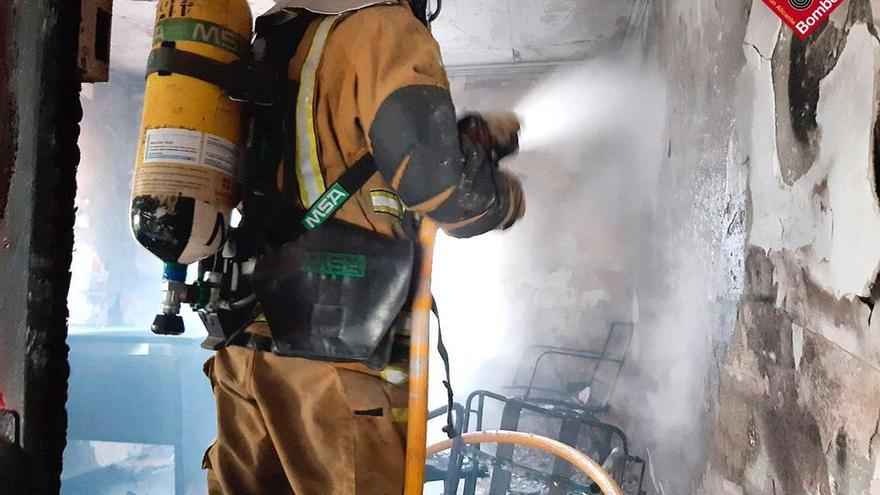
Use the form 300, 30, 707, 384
266, 0, 394, 16
409, 0, 441, 25
266, 0, 441, 24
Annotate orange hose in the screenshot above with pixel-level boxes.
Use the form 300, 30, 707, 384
426, 430, 625, 495
403, 220, 438, 495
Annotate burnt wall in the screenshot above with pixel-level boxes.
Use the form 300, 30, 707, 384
646, 0, 880, 493
0, 0, 21, 423
0, 1, 26, 490
642, 0, 880, 492
0, 3, 15, 220
0, 0, 82, 493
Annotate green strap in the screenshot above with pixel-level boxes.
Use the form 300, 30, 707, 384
154, 18, 250, 60
301, 183, 351, 230
299, 154, 379, 231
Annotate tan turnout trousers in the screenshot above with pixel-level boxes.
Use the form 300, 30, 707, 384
203, 344, 408, 494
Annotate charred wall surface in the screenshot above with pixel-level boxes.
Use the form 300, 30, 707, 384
650, 0, 880, 493
0, 0, 82, 493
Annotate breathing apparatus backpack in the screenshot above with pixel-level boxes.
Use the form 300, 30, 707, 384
132, 2, 418, 370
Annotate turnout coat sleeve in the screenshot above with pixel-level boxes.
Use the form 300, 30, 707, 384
324, 2, 524, 238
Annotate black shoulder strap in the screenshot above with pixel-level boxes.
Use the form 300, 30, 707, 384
260, 13, 378, 246
243, 12, 380, 249
432, 298, 457, 439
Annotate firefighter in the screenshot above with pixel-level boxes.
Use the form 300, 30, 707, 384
201, 0, 526, 493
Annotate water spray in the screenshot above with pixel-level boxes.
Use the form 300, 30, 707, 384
514, 60, 662, 152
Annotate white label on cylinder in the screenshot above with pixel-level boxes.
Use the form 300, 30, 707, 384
203, 134, 238, 176
144, 128, 201, 165
144, 128, 238, 176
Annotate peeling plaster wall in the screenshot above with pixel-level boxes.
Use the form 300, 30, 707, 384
649, 0, 880, 493
718, 2, 880, 491
749, 11, 880, 300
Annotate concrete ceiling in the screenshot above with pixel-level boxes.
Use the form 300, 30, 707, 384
108, 0, 637, 75
431, 0, 637, 66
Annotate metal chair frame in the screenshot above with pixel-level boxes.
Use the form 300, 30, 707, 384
426, 322, 647, 495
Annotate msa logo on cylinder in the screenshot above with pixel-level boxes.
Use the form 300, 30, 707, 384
302, 184, 350, 230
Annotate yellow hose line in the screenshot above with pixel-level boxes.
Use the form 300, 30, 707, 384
426, 430, 625, 495
403, 220, 439, 495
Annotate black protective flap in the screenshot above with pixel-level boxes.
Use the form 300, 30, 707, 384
252, 220, 414, 368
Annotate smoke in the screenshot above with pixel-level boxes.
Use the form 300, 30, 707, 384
432, 54, 728, 492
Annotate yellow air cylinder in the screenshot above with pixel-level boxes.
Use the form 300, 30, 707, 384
131, 0, 253, 266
